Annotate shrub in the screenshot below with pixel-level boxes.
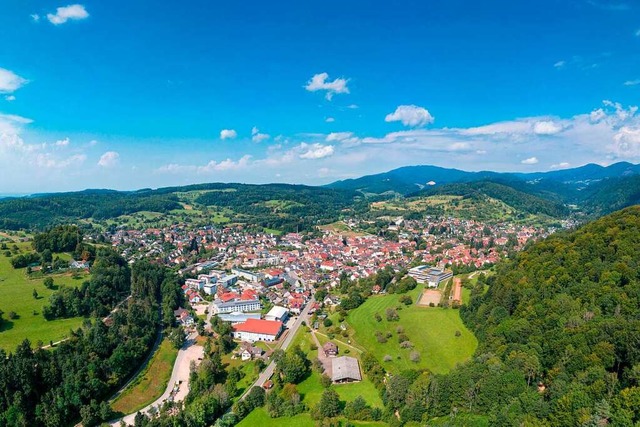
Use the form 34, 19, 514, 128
383, 355, 393, 362
386, 308, 399, 321
375, 331, 387, 344
396, 326, 404, 334
400, 341, 414, 349
374, 313, 382, 322
410, 351, 421, 362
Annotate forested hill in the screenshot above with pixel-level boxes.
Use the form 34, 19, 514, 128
409, 181, 570, 218
0, 190, 182, 230
0, 183, 363, 231
425, 206, 640, 425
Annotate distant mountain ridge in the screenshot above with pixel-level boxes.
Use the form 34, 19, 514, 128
326, 162, 640, 195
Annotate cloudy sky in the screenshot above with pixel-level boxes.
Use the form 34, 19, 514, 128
1, 0, 639, 193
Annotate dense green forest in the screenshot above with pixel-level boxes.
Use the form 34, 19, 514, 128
415, 206, 640, 425
0, 251, 184, 427
0, 190, 180, 230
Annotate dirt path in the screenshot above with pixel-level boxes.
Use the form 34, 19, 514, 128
310, 331, 332, 377
452, 278, 462, 302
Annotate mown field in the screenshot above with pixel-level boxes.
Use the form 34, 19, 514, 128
0, 241, 89, 351
346, 287, 477, 374
111, 338, 179, 414
237, 408, 388, 427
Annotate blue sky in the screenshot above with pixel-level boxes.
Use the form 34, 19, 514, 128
1, 0, 639, 193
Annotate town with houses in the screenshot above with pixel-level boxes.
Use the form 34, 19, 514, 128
88, 216, 561, 359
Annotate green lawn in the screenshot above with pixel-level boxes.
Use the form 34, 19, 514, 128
111, 338, 179, 414
237, 407, 388, 427
0, 244, 89, 351
237, 408, 315, 427
346, 287, 477, 374
293, 328, 384, 409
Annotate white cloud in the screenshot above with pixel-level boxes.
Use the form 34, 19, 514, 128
347, 104, 359, 109
35, 153, 86, 168
326, 132, 354, 142
521, 157, 539, 165
636, 29, 640, 37
325, 117, 335, 123
55, 138, 70, 147
200, 155, 252, 172
551, 162, 571, 169
304, 72, 349, 100
4, 95, 16, 102
98, 151, 119, 167
611, 127, 640, 157
47, 4, 89, 25
0, 68, 28, 94
299, 143, 335, 159
31, 14, 40, 22
590, 108, 607, 123
220, 129, 237, 140
554, 60, 566, 68
624, 79, 640, 86
385, 105, 434, 127
533, 120, 564, 135
251, 127, 269, 143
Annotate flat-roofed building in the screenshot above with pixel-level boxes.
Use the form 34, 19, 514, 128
265, 305, 289, 322
408, 265, 453, 288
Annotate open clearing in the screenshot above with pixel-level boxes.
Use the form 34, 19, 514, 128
111, 338, 179, 415
0, 243, 89, 351
237, 408, 387, 427
417, 289, 442, 306
346, 287, 477, 374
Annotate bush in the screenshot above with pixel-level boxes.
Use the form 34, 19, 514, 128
399, 295, 413, 305
396, 326, 404, 334
383, 355, 393, 362
385, 308, 399, 321
323, 318, 333, 328
374, 313, 382, 322
410, 351, 421, 362
375, 331, 387, 344
398, 333, 409, 343
400, 341, 414, 349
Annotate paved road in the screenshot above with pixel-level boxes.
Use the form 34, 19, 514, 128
109, 332, 203, 426
238, 295, 315, 401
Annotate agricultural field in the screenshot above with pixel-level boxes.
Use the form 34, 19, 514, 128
346, 287, 477, 374
0, 242, 89, 351
111, 338, 179, 414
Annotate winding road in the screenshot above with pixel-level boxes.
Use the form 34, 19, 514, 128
108, 332, 204, 426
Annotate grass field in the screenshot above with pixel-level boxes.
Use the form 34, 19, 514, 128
237, 407, 388, 427
346, 287, 477, 374
0, 243, 89, 351
111, 338, 179, 414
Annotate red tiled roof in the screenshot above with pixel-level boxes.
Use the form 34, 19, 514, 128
233, 319, 283, 336
220, 292, 240, 302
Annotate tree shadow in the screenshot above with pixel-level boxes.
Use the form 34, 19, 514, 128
0, 320, 15, 332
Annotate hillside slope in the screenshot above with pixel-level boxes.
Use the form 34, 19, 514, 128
417, 206, 640, 424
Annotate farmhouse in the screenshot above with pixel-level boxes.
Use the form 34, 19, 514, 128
238, 342, 264, 361
232, 318, 284, 342
323, 341, 338, 357
331, 356, 362, 383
